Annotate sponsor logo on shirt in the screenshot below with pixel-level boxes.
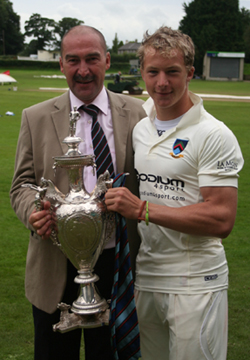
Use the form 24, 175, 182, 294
204, 274, 218, 281
140, 190, 186, 201
136, 172, 186, 201
136, 173, 185, 192
170, 138, 189, 158
217, 160, 238, 172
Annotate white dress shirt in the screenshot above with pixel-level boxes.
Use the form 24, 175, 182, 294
70, 86, 117, 193
70, 87, 116, 248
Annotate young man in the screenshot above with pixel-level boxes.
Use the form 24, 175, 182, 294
105, 26, 244, 360
10, 25, 146, 360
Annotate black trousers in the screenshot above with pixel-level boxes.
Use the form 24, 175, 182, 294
33, 248, 115, 360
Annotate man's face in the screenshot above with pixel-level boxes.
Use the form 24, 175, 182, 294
141, 47, 194, 120
60, 31, 110, 104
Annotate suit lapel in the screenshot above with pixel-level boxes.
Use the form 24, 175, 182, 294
108, 90, 130, 173
51, 91, 71, 155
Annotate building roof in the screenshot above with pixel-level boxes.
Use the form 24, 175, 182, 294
206, 51, 245, 58
118, 42, 141, 51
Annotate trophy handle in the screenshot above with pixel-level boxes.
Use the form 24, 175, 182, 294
21, 183, 47, 211
21, 181, 63, 248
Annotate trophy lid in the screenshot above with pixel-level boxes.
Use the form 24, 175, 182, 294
53, 106, 96, 169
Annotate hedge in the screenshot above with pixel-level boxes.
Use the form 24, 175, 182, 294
0, 60, 132, 73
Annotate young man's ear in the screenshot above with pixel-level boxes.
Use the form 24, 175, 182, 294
187, 66, 195, 82
141, 68, 145, 82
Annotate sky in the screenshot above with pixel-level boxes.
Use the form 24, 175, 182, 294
10, 0, 250, 48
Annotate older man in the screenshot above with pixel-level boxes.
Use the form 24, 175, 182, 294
10, 25, 145, 360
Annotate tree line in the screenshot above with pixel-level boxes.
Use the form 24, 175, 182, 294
179, 0, 250, 73
0, 0, 250, 74
21, 14, 84, 56
0, 2, 123, 56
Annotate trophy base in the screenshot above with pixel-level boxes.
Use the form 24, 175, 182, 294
53, 302, 110, 333
53, 272, 110, 333
71, 272, 109, 315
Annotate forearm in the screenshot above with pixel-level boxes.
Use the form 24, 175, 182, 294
141, 187, 237, 238
10, 186, 36, 230
144, 202, 232, 238
106, 186, 238, 239
10, 111, 38, 229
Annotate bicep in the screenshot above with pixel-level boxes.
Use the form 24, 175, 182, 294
200, 186, 238, 235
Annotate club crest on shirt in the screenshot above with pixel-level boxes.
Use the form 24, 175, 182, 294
170, 139, 189, 158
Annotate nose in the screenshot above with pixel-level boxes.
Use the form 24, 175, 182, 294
78, 60, 90, 77
157, 72, 169, 87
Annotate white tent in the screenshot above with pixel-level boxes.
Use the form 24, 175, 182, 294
0, 73, 17, 85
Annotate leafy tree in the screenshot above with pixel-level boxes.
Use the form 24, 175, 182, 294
53, 17, 84, 50
18, 39, 39, 56
179, 0, 243, 74
240, 7, 250, 62
24, 13, 56, 51
111, 33, 123, 54
0, 0, 24, 55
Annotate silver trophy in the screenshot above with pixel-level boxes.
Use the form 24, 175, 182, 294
23, 107, 115, 332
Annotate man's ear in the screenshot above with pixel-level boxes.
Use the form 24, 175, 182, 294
106, 52, 111, 71
59, 57, 64, 74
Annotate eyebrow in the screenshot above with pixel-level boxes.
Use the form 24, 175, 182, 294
65, 54, 78, 60
146, 64, 182, 70
85, 52, 102, 58
65, 52, 101, 60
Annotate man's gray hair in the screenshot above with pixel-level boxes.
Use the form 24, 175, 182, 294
61, 25, 107, 56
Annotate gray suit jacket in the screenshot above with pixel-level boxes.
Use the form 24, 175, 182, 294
10, 89, 146, 313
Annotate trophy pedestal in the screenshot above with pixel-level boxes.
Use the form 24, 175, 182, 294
72, 271, 109, 315
53, 303, 110, 333
53, 270, 110, 333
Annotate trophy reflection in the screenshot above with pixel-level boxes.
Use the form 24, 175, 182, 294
23, 107, 115, 332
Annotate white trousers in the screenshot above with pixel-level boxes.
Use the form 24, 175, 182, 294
135, 290, 228, 360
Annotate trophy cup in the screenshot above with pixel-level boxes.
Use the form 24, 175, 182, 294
22, 107, 115, 332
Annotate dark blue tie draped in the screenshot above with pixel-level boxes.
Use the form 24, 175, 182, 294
109, 173, 141, 360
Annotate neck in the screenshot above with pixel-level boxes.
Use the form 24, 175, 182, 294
157, 92, 193, 121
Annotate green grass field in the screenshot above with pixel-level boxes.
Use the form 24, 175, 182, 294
0, 69, 249, 359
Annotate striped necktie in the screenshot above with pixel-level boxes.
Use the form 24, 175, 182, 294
81, 104, 115, 178
110, 173, 141, 360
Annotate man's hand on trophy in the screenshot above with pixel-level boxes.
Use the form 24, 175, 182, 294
29, 200, 53, 240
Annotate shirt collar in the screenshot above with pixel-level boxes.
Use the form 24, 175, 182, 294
143, 92, 202, 126
69, 86, 109, 115
142, 97, 156, 122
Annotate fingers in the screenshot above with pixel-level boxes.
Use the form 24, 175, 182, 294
29, 201, 53, 239
105, 187, 141, 219
105, 187, 128, 208
43, 201, 51, 211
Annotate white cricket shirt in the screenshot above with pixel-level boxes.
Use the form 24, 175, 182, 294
133, 92, 244, 294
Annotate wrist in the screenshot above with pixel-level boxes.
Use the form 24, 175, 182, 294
137, 201, 146, 222
137, 200, 149, 226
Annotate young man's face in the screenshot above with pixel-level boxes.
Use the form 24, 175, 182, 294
60, 31, 110, 104
141, 47, 194, 120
